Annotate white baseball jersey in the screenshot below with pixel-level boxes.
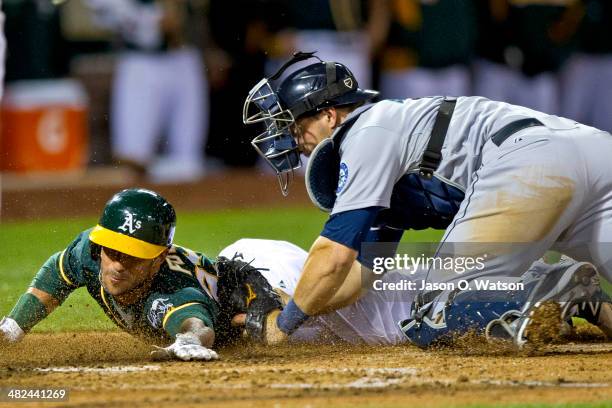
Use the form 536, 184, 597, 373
219, 238, 415, 345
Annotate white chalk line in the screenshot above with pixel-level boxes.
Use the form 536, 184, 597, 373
25, 365, 414, 375
270, 377, 405, 390
32, 365, 161, 373
476, 379, 610, 388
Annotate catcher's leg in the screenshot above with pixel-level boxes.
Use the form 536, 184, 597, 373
430, 129, 585, 285
400, 127, 592, 347
400, 258, 606, 348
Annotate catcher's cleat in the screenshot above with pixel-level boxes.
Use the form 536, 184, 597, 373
520, 301, 566, 345
485, 302, 570, 346
486, 261, 601, 347
561, 281, 612, 338
485, 310, 524, 342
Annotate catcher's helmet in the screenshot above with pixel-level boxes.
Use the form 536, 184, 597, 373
89, 188, 176, 259
275, 58, 378, 120
243, 52, 378, 195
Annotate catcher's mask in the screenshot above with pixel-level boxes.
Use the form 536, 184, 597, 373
243, 51, 378, 196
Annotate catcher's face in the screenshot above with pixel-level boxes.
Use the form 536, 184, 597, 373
99, 247, 162, 296
291, 109, 337, 156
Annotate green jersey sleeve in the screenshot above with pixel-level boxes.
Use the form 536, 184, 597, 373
145, 287, 218, 338
30, 241, 87, 303
29, 230, 96, 303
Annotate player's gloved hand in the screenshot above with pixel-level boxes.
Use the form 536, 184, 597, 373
215, 256, 284, 342
0, 317, 25, 347
150, 333, 219, 361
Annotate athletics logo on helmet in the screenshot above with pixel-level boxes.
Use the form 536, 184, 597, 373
89, 188, 176, 259
117, 212, 142, 234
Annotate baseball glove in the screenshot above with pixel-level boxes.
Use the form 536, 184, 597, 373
215, 255, 284, 341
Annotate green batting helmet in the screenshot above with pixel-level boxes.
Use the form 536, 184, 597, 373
89, 188, 176, 259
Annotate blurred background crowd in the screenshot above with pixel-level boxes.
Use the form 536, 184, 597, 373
0, 0, 610, 184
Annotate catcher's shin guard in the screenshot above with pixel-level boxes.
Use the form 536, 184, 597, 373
399, 303, 451, 348
399, 301, 523, 348
400, 286, 527, 347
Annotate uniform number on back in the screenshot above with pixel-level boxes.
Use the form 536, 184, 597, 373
165, 255, 192, 275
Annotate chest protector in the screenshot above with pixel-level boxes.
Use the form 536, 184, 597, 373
305, 99, 465, 231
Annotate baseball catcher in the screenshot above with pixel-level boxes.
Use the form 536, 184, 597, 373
242, 51, 612, 346
0, 189, 222, 361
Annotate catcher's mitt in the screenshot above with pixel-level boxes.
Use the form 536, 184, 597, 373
215, 255, 283, 341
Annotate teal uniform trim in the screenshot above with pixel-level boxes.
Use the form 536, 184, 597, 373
9, 293, 48, 332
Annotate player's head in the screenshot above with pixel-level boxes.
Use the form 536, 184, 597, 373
243, 52, 378, 195
89, 188, 176, 296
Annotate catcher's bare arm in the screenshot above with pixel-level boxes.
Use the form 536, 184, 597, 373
257, 237, 364, 344
294, 237, 358, 315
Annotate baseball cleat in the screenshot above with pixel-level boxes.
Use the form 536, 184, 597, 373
561, 277, 612, 338
485, 302, 570, 346
485, 310, 524, 342
519, 301, 566, 346
486, 261, 601, 347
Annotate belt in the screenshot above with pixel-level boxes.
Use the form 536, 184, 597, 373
491, 118, 543, 147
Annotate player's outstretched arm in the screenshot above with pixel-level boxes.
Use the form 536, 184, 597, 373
0, 287, 61, 347
0, 247, 76, 348
293, 236, 358, 315
263, 237, 358, 345
151, 317, 218, 361
147, 286, 220, 362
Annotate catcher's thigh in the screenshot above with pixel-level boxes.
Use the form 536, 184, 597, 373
432, 124, 589, 283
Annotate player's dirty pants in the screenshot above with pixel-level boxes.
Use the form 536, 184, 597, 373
429, 119, 612, 285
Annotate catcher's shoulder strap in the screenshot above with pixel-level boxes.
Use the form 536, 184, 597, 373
332, 97, 457, 178
419, 97, 457, 179
305, 98, 458, 213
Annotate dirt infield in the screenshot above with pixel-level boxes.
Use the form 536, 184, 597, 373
1, 331, 611, 407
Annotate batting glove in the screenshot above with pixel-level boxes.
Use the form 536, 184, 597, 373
0, 317, 25, 346
151, 333, 219, 361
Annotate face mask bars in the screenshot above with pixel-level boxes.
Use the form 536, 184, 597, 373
243, 52, 323, 195
243, 79, 294, 128
250, 125, 302, 197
